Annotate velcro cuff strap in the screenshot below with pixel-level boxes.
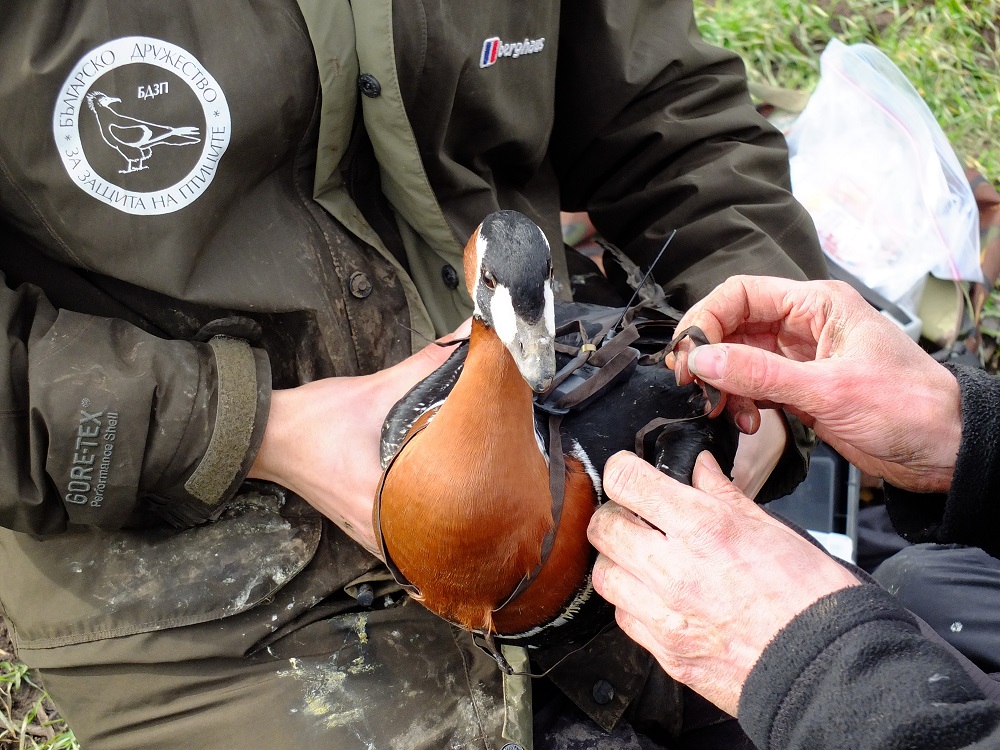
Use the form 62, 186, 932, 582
184, 336, 258, 505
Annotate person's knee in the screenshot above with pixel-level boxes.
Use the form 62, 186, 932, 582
874, 543, 946, 592
873, 542, 999, 607
874, 542, 1000, 673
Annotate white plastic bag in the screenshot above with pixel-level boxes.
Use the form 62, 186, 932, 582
786, 39, 982, 308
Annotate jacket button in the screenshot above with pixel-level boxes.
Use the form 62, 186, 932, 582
356, 583, 375, 607
350, 271, 373, 298
358, 73, 382, 98
441, 264, 460, 289
592, 679, 615, 705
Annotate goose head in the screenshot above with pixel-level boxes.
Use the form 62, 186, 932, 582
464, 210, 557, 393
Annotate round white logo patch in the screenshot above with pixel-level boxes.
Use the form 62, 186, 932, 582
52, 36, 231, 215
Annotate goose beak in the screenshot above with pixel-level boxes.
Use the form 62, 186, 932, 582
513, 318, 556, 393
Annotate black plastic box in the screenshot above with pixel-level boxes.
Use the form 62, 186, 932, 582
764, 442, 858, 537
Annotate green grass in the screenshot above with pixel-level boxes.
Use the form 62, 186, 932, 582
0, 641, 79, 750
695, 0, 1000, 178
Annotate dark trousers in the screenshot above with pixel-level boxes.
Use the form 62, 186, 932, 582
873, 543, 1000, 675
533, 685, 755, 750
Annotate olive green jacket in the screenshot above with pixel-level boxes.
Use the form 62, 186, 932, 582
0, 0, 824, 743
300, 0, 827, 334
0, 0, 825, 534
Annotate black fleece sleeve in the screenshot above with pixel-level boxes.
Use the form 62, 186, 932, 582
884, 363, 1000, 559
738, 585, 1000, 750
0, 270, 271, 534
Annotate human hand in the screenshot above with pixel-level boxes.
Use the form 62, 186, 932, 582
730, 408, 786, 500
588, 450, 861, 716
669, 276, 961, 493
249, 322, 470, 555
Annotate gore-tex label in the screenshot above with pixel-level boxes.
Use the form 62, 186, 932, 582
64, 406, 118, 509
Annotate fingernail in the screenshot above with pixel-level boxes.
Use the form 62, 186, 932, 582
688, 345, 725, 380
736, 411, 755, 434
694, 450, 722, 475
603, 451, 646, 497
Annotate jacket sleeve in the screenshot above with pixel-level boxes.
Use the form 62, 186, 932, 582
552, 0, 827, 308
884, 363, 1000, 559
738, 585, 1000, 750
0, 270, 271, 535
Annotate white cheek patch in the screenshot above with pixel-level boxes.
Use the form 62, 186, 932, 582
543, 283, 555, 337
490, 285, 518, 345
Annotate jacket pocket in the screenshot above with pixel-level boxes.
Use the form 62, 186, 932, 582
0, 486, 321, 654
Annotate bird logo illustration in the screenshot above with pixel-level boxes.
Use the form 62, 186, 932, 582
85, 91, 201, 174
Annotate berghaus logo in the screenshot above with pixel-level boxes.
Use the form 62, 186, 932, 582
480, 36, 545, 68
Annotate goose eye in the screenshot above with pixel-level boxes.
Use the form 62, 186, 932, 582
547, 261, 554, 280
482, 270, 497, 289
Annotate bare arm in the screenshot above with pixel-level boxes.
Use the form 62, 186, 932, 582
249, 322, 469, 555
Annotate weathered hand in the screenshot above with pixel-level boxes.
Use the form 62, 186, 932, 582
588, 451, 861, 716
669, 275, 961, 493
249, 323, 469, 555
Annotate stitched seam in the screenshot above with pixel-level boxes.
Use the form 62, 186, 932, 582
769, 207, 813, 250
13, 522, 320, 649
30, 315, 99, 368
449, 625, 492, 750
360, 0, 461, 254
0, 147, 87, 267
291, 88, 366, 373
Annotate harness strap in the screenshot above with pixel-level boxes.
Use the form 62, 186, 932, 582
668, 325, 723, 413
489, 322, 643, 618
489, 413, 567, 615
472, 620, 617, 677
374, 419, 431, 597
374, 312, 720, 650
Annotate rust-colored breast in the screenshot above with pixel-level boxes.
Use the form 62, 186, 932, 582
490, 453, 597, 635
375, 320, 598, 635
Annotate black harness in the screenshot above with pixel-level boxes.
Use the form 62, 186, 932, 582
374, 304, 717, 674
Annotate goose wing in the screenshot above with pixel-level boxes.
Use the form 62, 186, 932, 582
380, 342, 469, 468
